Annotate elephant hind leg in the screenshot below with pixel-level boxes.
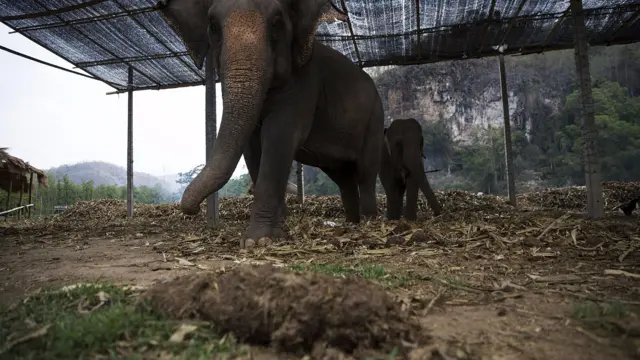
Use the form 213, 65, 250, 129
356, 98, 384, 218
323, 167, 360, 223
357, 165, 378, 219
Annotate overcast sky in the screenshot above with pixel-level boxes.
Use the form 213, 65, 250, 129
0, 23, 248, 179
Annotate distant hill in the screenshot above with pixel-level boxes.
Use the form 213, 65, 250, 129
47, 161, 179, 191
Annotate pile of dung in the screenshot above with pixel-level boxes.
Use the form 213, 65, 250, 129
139, 264, 427, 357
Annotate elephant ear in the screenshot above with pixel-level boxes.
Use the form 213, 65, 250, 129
156, 0, 213, 70
290, 0, 347, 68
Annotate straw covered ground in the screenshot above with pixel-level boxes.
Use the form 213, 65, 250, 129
1, 181, 639, 359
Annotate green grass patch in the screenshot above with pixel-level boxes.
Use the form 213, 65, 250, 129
289, 263, 414, 288
570, 300, 630, 333
571, 300, 628, 320
0, 283, 243, 360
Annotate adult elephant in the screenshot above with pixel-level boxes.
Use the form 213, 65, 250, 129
379, 118, 442, 221
247, 181, 297, 196
158, 0, 384, 247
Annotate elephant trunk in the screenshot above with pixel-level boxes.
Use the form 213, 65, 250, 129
405, 148, 442, 216
181, 12, 269, 215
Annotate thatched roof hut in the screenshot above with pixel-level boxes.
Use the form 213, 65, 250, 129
0, 148, 48, 194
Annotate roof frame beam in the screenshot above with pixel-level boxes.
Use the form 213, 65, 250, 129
539, 5, 572, 50
9, 6, 157, 33
605, 8, 640, 44
499, 0, 528, 45
314, 3, 640, 42
0, 44, 124, 88
476, 0, 498, 56
339, 0, 363, 67
0, 0, 106, 21
415, 0, 421, 58
29, 0, 162, 88
76, 51, 190, 68
111, 0, 204, 82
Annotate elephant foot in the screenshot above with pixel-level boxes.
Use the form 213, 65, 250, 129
362, 212, 378, 221
239, 237, 273, 249
241, 224, 277, 249
272, 227, 287, 239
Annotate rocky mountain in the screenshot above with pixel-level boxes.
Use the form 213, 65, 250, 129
369, 44, 640, 145
47, 161, 178, 191
370, 49, 577, 144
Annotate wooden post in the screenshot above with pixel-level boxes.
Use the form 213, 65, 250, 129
4, 178, 11, 212
4, 178, 11, 221
571, 0, 603, 218
127, 66, 134, 217
205, 51, 219, 227
28, 172, 33, 219
498, 51, 517, 206
296, 162, 304, 204
17, 175, 23, 220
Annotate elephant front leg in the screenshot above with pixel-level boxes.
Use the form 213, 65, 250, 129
244, 127, 298, 246
272, 199, 288, 239
404, 177, 419, 221
386, 181, 405, 220
243, 128, 262, 186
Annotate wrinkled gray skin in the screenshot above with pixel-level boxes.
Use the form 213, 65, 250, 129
379, 118, 442, 221
159, 0, 384, 247
247, 181, 297, 196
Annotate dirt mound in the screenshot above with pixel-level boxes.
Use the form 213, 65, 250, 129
518, 181, 640, 210
139, 264, 427, 357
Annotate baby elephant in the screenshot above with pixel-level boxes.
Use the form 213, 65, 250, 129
379, 118, 442, 220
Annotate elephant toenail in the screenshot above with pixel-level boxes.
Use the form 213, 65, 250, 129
241, 238, 256, 249
257, 237, 272, 247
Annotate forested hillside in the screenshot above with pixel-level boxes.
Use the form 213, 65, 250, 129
48, 162, 177, 191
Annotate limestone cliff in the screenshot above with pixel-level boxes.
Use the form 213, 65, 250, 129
366, 50, 576, 144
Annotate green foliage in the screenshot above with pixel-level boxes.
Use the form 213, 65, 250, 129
0, 171, 176, 216
219, 173, 251, 197
0, 283, 241, 359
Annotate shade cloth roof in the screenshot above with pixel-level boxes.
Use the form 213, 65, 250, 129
1, 0, 639, 93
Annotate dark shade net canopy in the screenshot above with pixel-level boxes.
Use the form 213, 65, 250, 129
1, 0, 639, 93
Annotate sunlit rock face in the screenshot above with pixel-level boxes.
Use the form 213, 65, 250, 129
366, 57, 563, 144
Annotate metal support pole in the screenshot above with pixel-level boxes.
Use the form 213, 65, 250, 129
205, 53, 219, 227
28, 172, 33, 219
498, 52, 517, 206
296, 162, 304, 204
127, 66, 134, 217
571, 0, 603, 219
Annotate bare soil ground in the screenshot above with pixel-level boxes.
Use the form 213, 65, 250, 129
1, 184, 639, 359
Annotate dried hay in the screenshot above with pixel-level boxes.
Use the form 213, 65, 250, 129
517, 181, 640, 211
139, 264, 426, 357
5, 182, 639, 260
